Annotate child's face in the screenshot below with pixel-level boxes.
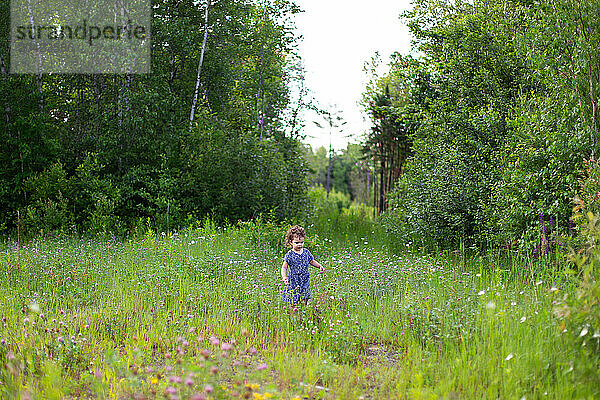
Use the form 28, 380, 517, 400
291, 236, 305, 252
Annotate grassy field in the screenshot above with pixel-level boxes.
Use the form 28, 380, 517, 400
0, 221, 598, 399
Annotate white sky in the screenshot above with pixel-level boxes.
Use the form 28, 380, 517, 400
293, 0, 414, 151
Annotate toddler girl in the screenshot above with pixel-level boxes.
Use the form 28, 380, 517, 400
281, 225, 324, 305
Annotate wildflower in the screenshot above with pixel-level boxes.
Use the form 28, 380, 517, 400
165, 387, 177, 395
221, 342, 233, 351
204, 384, 214, 393
241, 328, 248, 336
520, 316, 526, 323
505, 353, 514, 361
193, 348, 206, 361
256, 363, 267, 371
210, 336, 220, 346
477, 290, 485, 296
185, 377, 194, 386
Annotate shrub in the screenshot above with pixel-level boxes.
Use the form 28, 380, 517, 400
553, 160, 600, 384
20, 162, 74, 234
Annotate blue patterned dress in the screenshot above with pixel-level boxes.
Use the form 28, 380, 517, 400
281, 248, 314, 304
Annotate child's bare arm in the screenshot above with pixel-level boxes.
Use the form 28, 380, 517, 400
309, 259, 324, 273
281, 261, 289, 284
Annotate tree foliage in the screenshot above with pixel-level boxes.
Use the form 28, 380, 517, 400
305, 143, 372, 204
0, 0, 308, 235
364, 0, 598, 248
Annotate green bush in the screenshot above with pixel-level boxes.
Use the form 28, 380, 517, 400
487, 94, 588, 251
554, 210, 600, 384
18, 155, 123, 236
553, 161, 600, 384
237, 213, 287, 253
20, 162, 74, 234
384, 140, 492, 248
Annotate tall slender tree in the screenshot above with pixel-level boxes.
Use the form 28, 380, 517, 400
189, 0, 211, 132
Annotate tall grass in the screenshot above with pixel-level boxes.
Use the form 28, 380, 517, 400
0, 218, 597, 398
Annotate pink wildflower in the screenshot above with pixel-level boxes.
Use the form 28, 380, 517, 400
220, 342, 232, 351
165, 387, 177, 395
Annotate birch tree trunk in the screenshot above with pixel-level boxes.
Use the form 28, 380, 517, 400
257, 3, 267, 143
189, 0, 211, 133
26, 0, 44, 112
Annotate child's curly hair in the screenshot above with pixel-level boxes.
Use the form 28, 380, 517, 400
285, 225, 306, 246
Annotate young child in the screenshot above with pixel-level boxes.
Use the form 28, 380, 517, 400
281, 225, 324, 305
